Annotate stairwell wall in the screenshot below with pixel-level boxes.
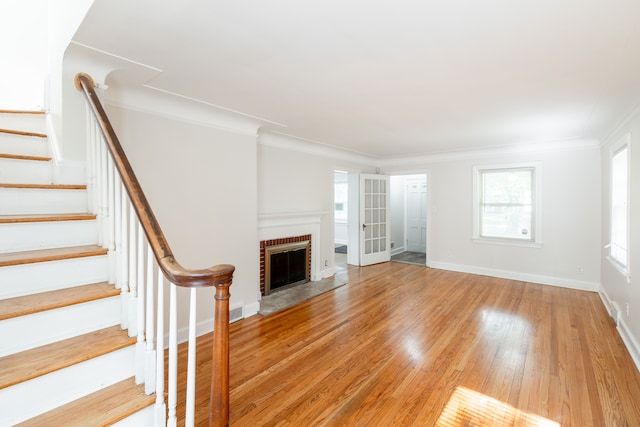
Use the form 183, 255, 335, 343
106, 105, 260, 334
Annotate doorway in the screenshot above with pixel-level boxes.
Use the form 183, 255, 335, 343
334, 171, 349, 272
389, 174, 428, 266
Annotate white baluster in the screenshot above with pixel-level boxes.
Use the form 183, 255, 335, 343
155, 271, 167, 426
101, 139, 109, 250
94, 125, 103, 245
167, 282, 178, 427
107, 155, 116, 284
129, 204, 139, 338
133, 218, 146, 384
117, 181, 129, 329
145, 243, 157, 395
185, 288, 197, 427
85, 108, 93, 212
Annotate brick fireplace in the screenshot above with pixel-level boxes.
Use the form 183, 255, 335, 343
257, 212, 324, 297
260, 234, 312, 295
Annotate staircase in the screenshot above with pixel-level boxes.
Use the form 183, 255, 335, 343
0, 110, 154, 426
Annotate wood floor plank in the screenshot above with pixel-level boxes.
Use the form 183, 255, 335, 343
169, 262, 640, 426
0, 245, 107, 267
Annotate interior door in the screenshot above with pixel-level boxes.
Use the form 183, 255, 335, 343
360, 174, 391, 266
406, 177, 427, 253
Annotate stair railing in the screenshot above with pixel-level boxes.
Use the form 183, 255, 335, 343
74, 73, 235, 427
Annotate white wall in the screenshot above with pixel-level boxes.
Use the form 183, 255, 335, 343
48, 0, 95, 160
600, 106, 640, 369
257, 139, 375, 275
106, 105, 260, 330
389, 176, 406, 253
383, 146, 601, 290
0, 0, 48, 109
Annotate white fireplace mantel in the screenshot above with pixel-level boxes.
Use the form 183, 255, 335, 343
258, 211, 327, 281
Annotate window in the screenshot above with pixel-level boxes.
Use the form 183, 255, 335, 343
609, 137, 629, 270
473, 163, 541, 245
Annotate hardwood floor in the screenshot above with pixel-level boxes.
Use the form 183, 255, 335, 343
175, 262, 640, 426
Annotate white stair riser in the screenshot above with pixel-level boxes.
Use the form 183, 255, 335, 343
0, 187, 88, 215
0, 345, 135, 426
112, 405, 155, 427
0, 113, 46, 133
0, 219, 97, 253
0, 133, 49, 157
0, 255, 108, 299
0, 157, 52, 184
0, 295, 121, 357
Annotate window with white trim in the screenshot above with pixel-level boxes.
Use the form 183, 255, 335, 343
473, 163, 541, 245
610, 140, 629, 269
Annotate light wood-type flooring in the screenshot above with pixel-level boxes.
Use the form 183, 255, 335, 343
173, 262, 640, 426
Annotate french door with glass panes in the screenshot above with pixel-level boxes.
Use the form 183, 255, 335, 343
360, 174, 391, 266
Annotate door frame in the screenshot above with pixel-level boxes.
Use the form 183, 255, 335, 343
388, 169, 431, 267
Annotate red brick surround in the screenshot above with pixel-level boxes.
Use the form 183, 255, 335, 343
260, 234, 312, 296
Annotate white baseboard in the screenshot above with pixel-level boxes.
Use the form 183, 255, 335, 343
321, 266, 335, 278
391, 246, 406, 256
244, 301, 260, 318
618, 318, 640, 373
598, 287, 616, 320
599, 286, 640, 374
428, 261, 599, 292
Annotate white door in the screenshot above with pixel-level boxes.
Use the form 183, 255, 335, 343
406, 177, 427, 253
360, 174, 391, 266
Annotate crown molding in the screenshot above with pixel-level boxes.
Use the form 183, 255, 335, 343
258, 131, 377, 165
378, 138, 601, 168
67, 41, 282, 137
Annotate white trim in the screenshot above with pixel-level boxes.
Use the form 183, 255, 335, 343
379, 138, 600, 167
602, 101, 640, 146
618, 317, 640, 373
244, 301, 261, 318
104, 85, 265, 137
428, 260, 599, 292
607, 133, 631, 278
472, 237, 543, 249
472, 161, 542, 246
598, 287, 640, 373
259, 131, 377, 165
321, 266, 336, 279
598, 286, 616, 320
258, 211, 327, 282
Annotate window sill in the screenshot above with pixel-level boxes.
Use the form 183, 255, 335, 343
472, 237, 543, 249
606, 256, 631, 283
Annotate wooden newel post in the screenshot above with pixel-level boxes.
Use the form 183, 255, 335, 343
210, 276, 233, 427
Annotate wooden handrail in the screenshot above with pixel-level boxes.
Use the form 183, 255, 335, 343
74, 72, 234, 426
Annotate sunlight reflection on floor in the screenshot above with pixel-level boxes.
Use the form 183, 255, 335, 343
436, 386, 559, 427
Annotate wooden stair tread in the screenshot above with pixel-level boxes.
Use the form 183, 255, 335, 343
0, 153, 51, 162
0, 110, 45, 115
0, 183, 86, 190
16, 378, 154, 427
0, 326, 135, 390
0, 245, 107, 267
0, 213, 96, 223
0, 282, 118, 320
0, 128, 47, 138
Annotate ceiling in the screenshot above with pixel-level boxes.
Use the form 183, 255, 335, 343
73, 0, 640, 159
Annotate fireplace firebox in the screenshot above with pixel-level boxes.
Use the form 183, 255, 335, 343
264, 239, 310, 295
